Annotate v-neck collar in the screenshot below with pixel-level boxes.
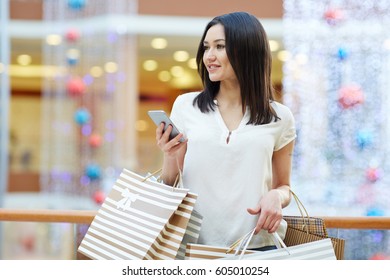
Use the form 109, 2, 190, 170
214, 105, 250, 133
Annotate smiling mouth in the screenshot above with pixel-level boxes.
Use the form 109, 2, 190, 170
207, 65, 220, 71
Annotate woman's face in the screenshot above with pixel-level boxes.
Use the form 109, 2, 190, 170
203, 24, 237, 83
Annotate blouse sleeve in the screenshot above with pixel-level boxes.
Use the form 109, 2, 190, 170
274, 105, 296, 151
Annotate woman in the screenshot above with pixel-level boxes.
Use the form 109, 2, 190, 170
155, 12, 296, 250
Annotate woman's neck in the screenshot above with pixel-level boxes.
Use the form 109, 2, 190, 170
216, 82, 241, 107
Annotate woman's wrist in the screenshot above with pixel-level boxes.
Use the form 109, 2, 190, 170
272, 186, 291, 208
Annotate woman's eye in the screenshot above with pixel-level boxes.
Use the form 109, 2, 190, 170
217, 44, 225, 49
203, 45, 210, 50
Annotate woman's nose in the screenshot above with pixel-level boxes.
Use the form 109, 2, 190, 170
206, 50, 216, 61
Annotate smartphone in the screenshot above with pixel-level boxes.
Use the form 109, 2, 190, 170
148, 110, 185, 142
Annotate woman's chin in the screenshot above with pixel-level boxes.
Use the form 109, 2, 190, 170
208, 75, 220, 82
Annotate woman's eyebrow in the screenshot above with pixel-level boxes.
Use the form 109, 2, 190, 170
203, 39, 226, 44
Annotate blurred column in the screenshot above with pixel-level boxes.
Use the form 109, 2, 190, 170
0, 0, 10, 204
0, 0, 10, 259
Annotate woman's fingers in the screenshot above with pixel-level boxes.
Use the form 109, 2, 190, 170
156, 122, 165, 140
156, 123, 187, 155
156, 123, 172, 148
248, 206, 282, 234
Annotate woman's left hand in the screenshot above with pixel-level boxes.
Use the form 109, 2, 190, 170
247, 189, 283, 234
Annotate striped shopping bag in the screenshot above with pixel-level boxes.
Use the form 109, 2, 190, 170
187, 230, 337, 260
78, 168, 197, 260
221, 238, 337, 260
175, 210, 203, 260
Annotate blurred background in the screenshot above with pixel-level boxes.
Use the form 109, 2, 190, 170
1, 0, 390, 260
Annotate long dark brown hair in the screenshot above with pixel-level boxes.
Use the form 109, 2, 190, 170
193, 11, 278, 125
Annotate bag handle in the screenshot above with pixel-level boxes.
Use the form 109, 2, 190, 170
289, 190, 327, 235
227, 228, 291, 260
226, 190, 308, 254
142, 168, 182, 189
290, 190, 311, 234
142, 168, 163, 182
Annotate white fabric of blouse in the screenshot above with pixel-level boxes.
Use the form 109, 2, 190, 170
170, 92, 296, 248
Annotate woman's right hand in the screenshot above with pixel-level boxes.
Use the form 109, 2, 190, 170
157, 123, 187, 186
156, 123, 187, 158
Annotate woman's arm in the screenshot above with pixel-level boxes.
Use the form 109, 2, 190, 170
247, 140, 295, 234
271, 140, 295, 207
156, 123, 188, 186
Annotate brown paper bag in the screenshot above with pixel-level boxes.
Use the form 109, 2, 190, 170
283, 191, 345, 260
284, 226, 345, 260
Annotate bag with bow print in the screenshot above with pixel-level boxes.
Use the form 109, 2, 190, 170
78, 168, 199, 260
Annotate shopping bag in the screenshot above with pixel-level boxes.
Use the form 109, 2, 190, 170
223, 238, 337, 260
219, 229, 336, 260
148, 192, 198, 260
187, 228, 336, 260
284, 226, 345, 260
146, 169, 203, 260
176, 210, 203, 260
283, 191, 345, 260
78, 168, 196, 260
185, 229, 257, 260
185, 243, 256, 260
283, 215, 327, 236
284, 191, 328, 236
145, 169, 203, 260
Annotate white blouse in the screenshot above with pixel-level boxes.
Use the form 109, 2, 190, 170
170, 92, 296, 248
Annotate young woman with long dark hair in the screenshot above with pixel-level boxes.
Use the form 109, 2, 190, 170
155, 11, 296, 250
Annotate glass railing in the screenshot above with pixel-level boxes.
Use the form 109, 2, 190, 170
1, 208, 390, 260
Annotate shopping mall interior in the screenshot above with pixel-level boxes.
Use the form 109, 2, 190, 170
1, 0, 390, 260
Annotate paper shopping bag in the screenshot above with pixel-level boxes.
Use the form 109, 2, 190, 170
222, 238, 337, 260
146, 192, 198, 260
78, 168, 194, 260
185, 243, 256, 260
284, 226, 345, 260
284, 215, 328, 236
185, 229, 258, 260
175, 210, 203, 260
282, 191, 345, 260
283, 191, 328, 236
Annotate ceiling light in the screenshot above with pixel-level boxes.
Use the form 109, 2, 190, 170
143, 60, 158, 71
170, 71, 197, 89
104, 62, 118, 73
173, 51, 189, 62
135, 120, 149, 132
90, 66, 103, 77
46, 34, 62, 46
158, 71, 171, 82
170, 66, 184, 78
151, 38, 167, 49
187, 58, 197, 70
17, 54, 32, 66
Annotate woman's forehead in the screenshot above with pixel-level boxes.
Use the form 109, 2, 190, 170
204, 24, 225, 41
